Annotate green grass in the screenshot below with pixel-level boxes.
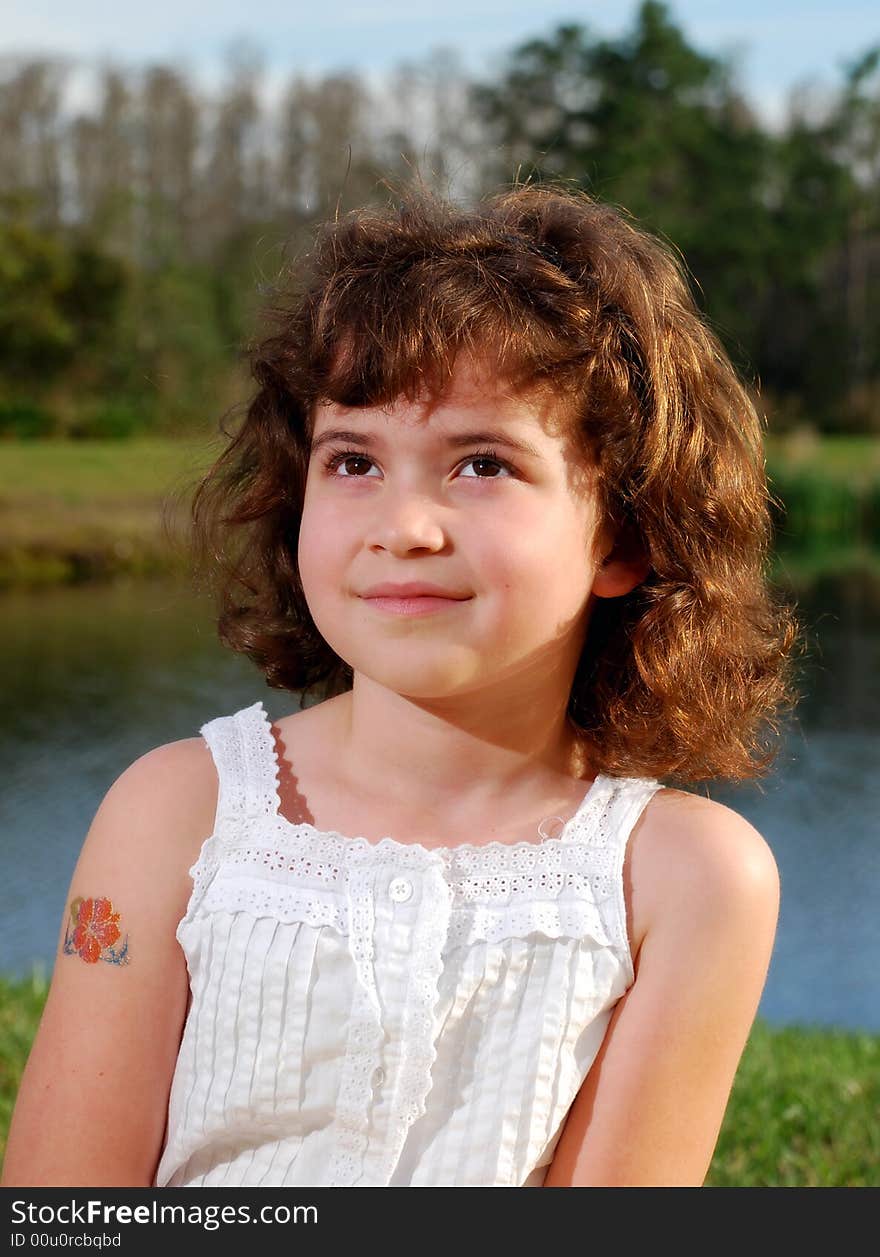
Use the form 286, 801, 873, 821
0, 437, 220, 586
765, 432, 880, 485
0, 969, 876, 1185
0, 436, 218, 503
705, 1020, 879, 1186
0, 969, 50, 1168
769, 542, 880, 592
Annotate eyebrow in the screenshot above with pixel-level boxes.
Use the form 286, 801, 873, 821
309, 428, 544, 459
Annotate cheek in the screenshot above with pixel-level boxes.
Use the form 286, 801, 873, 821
488, 508, 594, 601
297, 497, 342, 598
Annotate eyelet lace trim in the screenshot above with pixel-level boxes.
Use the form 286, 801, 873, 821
193, 840, 620, 952
323, 863, 387, 1186
182, 699, 662, 960
374, 863, 453, 1185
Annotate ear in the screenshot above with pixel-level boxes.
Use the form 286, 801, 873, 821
592, 518, 652, 599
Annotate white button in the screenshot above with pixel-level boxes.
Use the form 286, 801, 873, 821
373, 1067, 385, 1086
389, 876, 413, 902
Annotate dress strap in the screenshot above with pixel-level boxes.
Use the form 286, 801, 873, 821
179, 700, 280, 929
198, 699, 280, 833
603, 776, 666, 984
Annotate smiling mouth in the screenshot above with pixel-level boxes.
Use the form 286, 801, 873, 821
361, 594, 472, 617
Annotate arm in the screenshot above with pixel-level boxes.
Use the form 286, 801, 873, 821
543, 792, 780, 1187
0, 737, 218, 1187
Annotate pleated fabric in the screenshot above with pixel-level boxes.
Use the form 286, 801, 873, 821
154, 700, 664, 1188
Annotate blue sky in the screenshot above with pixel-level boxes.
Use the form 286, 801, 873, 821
3, 2, 878, 123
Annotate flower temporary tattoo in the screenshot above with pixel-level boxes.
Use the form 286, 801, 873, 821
63, 896, 130, 966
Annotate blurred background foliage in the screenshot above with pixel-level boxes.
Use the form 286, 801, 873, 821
1, 1, 878, 442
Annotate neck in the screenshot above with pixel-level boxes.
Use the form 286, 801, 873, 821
332, 674, 592, 822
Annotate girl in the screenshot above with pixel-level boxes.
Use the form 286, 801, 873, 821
2, 180, 803, 1188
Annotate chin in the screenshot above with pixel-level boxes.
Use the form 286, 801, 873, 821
352, 655, 484, 701
370, 674, 476, 702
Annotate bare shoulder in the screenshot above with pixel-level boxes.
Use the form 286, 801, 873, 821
72, 734, 220, 908
627, 786, 780, 957
109, 735, 218, 839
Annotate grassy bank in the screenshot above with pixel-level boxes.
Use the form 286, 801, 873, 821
0, 969, 876, 1185
0, 437, 219, 587
0, 433, 878, 589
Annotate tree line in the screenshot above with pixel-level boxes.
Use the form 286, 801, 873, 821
1, 2, 878, 438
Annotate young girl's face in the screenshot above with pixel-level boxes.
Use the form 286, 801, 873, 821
298, 352, 611, 706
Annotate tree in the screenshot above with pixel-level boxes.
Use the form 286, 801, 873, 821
0, 59, 66, 228
141, 64, 200, 265
471, 4, 772, 369
0, 198, 127, 392
70, 67, 137, 260
829, 48, 880, 425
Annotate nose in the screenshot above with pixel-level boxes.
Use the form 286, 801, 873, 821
366, 486, 448, 555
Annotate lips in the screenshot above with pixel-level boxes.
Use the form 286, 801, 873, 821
359, 582, 470, 599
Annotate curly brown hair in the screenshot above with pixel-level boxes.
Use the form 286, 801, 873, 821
186, 178, 805, 787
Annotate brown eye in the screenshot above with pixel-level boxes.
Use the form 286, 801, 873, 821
468, 458, 504, 477
324, 451, 378, 477
459, 452, 515, 478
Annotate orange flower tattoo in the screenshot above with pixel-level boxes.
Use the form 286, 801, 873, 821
63, 896, 130, 966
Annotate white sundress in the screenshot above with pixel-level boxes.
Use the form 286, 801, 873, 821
154, 699, 665, 1187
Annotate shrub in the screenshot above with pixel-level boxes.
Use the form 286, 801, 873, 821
68, 401, 144, 440
0, 399, 57, 440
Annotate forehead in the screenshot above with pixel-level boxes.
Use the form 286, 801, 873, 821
310, 351, 574, 441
